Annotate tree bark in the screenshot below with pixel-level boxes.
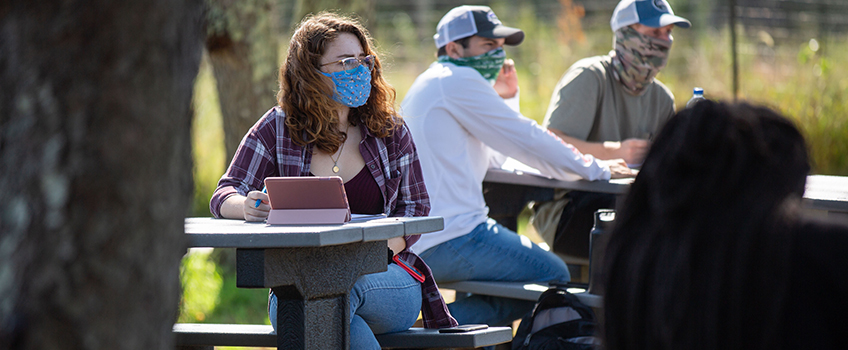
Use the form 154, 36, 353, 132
205, 0, 287, 163
204, 0, 377, 164
0, 1, 203, 349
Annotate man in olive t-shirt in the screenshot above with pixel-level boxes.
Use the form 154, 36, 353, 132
533, 0, 691, 262
543, 0, 691, 166
543, 55, 675, 166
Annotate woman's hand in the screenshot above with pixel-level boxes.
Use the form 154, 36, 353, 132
243, 190, 270, 222
387, 236, 406, 255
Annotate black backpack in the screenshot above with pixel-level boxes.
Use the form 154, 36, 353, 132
512, 287, 600, 350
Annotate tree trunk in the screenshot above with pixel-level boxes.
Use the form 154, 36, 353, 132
205, 0, 288, 163
0, 1, 203, 349
204, 0, 377, 164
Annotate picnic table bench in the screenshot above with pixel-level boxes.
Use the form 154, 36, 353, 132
173, 323, 513, 349
438, 281, 603, 308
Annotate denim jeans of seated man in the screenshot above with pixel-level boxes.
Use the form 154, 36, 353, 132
419, 218, 570, 327
269, 263, 422, 349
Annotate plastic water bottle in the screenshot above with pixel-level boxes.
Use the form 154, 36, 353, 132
686, 87, 706, 108
588, 209, 615, 296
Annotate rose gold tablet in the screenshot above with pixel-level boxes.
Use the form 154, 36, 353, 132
264, 176, 348, 210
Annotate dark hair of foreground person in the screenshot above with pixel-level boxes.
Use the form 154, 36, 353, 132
602, 100, 848, 350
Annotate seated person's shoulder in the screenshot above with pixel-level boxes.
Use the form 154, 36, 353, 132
795, 215, 848, 242
415, 62, 493, 95
558, 55, 611, 85
564, 55, 611, 74
421, 62, 500, 99
442, 62, 492, 82
791, 215, 848, 269
649, 78, 674, 98
574, 55, 612, 72
385, 118, 412, 139
248, 106, 283, 135
429, 61, 479, 79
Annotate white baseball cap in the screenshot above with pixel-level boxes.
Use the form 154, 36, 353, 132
434, 5, 525, 49
610, 0, 691, 32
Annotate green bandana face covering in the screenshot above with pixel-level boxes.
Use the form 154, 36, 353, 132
438, 47, 506, 84
611, 26, 672, 95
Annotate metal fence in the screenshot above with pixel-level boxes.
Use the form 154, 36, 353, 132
374, 0, 848, 40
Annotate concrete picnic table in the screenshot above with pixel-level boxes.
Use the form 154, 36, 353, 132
183, 216, 444, 350
484, 167, 848, 231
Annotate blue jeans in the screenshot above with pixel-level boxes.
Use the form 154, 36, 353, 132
419, 218, 570, 326
269, 263, 421, 349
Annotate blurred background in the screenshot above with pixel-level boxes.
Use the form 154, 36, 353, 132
181, 0, 848, 340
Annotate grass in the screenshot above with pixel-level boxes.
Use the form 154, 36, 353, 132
181, 7, 848, 327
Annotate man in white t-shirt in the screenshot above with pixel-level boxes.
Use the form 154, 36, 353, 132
401, 5, 634, 327
533, 0, 691, 262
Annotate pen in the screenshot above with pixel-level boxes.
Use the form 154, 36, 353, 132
255, 186, 266, 208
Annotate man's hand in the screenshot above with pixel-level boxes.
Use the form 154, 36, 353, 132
493, 59, 518, 99
600, 159, 637, 179
244, 190, 270, 222
604, 138, 650, 165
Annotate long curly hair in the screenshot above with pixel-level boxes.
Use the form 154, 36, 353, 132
602, 101, 810, 350
278, 12, 399, 154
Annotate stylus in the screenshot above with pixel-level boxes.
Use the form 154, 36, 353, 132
255, 186, 266, 208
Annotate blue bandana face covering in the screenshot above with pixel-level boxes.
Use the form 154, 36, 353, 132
320, 64, 372, 108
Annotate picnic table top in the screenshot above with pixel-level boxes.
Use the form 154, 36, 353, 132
485, 168, 848, 213
184, 216, 444, 248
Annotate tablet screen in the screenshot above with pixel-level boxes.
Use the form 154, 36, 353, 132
264, 176, 349, 210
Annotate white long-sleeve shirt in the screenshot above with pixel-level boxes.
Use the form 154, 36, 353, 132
401, 62, 611, 253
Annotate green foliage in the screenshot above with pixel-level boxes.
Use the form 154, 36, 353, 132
179, 248, 271, 325
179, 249, 223, 322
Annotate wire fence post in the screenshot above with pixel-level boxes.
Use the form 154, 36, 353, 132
729, 0, 739, 102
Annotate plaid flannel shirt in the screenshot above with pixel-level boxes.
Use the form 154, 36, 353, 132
211, 107, 457, 329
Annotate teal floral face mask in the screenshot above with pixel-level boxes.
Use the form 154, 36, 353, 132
438, 47, 506, 84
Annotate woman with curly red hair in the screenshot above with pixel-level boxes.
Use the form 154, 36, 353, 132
210, 12, 457, 348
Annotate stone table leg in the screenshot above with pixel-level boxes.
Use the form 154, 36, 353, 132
236, 240, 387, 350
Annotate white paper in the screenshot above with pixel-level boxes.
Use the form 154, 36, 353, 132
349, 213, 388, 223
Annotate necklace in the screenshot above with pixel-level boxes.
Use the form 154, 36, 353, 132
331, 123, 351, 173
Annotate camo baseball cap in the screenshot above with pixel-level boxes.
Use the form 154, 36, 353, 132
434, 5, 525, 48
610, 0, 691, 32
